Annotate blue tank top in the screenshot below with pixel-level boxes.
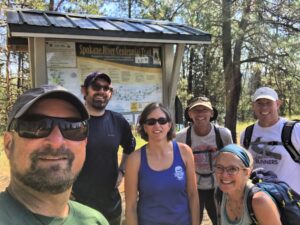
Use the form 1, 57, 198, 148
137, 141, 191, 225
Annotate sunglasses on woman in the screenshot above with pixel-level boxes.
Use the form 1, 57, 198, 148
10, 115, 89, 141
144, 117, 169, 126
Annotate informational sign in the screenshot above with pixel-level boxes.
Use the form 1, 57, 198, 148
45, 41, 163, 121
47, 68, 81, 97
76, 43, 163, 113
46, 41, 76, 67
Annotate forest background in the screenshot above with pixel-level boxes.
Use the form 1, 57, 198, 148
0, 0, 299, 142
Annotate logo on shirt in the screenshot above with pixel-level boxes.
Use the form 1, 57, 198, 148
174, 166, 184, 181
251, 137, 282, 165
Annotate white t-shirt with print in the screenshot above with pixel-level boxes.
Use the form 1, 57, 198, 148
240, 117, 300, 194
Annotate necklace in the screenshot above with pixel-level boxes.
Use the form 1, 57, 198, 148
226, 198, 244, 221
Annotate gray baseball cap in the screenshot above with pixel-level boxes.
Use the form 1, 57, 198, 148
7, 84, 89, 130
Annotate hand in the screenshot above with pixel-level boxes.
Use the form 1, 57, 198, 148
115, 170, 124, 188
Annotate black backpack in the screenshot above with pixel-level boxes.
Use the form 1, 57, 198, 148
243, 120, 300, 163
215, 168, 300, 225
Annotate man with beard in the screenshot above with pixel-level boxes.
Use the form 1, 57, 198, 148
72, 72, 136, 225
0, 84, 109, 225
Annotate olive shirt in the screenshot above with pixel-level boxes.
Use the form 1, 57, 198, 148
0, 190, 109, 225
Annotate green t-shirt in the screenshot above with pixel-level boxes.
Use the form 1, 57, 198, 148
0, 191, 109, 225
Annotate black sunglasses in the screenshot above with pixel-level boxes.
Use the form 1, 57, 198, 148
144, 117, 169, 126
10, 115, 89, 141
91, 83, 112, 92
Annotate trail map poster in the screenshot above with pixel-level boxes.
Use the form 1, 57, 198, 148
46, 41, 81, 97
45, 41, 163, 123
76, 43, 163, 114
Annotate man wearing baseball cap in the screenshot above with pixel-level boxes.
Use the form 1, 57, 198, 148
240, 86, 300, 194
1, 84, 109, 225
72, 72, 136, 225
176, 96, 233, 225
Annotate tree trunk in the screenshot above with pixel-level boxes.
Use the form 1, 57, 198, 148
223, 0, 252, 142
188, 48, 194, 94
222, 0, 235, 140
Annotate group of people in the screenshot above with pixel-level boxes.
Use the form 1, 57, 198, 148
0, 70, 299, 225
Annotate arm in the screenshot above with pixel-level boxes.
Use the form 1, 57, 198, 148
115, 153, 129, 188
178, 142, 200, 225
116, 117, 136, 187
125, 150, 141, 225
252, 191, 282, 225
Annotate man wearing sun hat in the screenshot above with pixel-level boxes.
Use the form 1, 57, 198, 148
0, 84, 109, 225
240, 86, 300, 194
176, 96, 233, 225
72, 72, 136, 225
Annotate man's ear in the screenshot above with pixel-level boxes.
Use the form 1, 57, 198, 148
81, 86, 87, 96
276, 99, 282, 108
3, 132, 13, 159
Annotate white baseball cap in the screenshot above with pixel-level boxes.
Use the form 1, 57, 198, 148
252, 87, 278, 102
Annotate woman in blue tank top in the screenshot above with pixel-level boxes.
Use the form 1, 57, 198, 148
125, 102, 199, 225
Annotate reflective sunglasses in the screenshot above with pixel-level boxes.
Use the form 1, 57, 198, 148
214, 165, 245, 176
10, 115, 88, 141
91, 83, 112, 92
144, 117, 169, 126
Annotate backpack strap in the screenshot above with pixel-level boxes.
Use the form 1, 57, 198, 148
214, 125, 224, 149
243, 124, 254, 149
246, 186, 260, 225
186, 125, 224, 149
214, 187, 223, 225
281, 121, 300, 163
185, 126, 192, 147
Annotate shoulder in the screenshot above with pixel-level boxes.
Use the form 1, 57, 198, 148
126, 148, 142, 171
290, 120, 300, 131
251, 190, 276, 212
214, 125, 233, 144
68, 200, 109, 224
216, 125, 232, 137
128, 148, 141, 161
175, 127, 189, 141
177, 142, 193, 158
106, 110, 132, 129
106, 110, 127, 121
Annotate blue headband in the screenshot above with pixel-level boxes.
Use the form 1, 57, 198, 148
219, 144, 250, 167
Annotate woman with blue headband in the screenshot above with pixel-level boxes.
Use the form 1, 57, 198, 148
214, 144, 281, 225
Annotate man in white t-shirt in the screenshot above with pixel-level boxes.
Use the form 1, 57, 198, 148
240, 87, 300, 194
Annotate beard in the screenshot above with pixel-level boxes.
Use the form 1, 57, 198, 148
13, 145, 77, 194
89, 93, 109, 111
